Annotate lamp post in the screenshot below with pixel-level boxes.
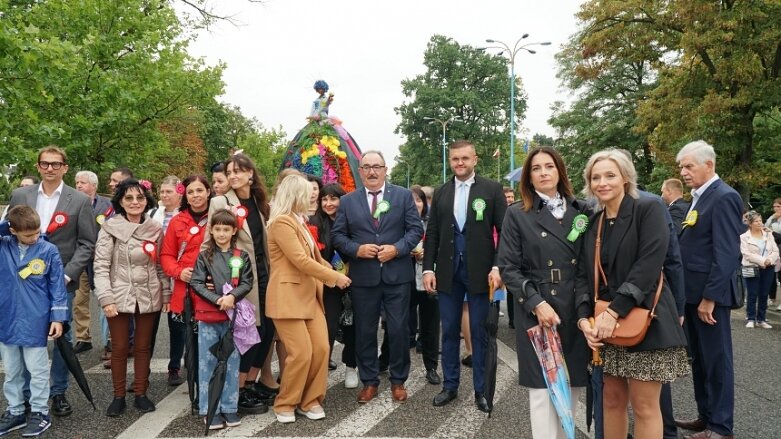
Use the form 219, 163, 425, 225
484, 35, 550, 185
424, 116, 461, 183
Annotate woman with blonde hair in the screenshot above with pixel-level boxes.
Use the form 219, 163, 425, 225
265, 174, 351, 423
575, 149, 688, 439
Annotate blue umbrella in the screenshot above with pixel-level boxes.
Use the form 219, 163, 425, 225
504, 167, 523, 182
527, 325, 575, 439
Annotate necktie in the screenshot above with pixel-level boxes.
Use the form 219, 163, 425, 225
370, 191, 381, 227
456, 182, 467, 230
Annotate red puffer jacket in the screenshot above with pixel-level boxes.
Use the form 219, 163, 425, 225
160, 210, 207, 313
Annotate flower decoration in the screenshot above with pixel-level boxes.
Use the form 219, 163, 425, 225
175, 182, 185, 195
139, 179, 152, 191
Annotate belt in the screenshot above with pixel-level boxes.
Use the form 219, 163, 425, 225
528, 268, 576, 285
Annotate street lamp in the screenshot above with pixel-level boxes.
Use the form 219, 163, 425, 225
484, 35, 550, 185
424, 116, 461, 183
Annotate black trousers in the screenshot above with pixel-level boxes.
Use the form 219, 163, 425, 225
323, 287, 343, 355
411, 288, 440, 371
239, 313, 276, 373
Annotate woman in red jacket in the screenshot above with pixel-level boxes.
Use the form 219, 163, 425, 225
160, 175, 213, 392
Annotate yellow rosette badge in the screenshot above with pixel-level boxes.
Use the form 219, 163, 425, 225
19, 258, 46, 279
682, 210, 698, 229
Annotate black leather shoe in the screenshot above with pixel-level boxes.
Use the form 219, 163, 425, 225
675, 418, 707, 432
432, 389, 458, 407
51, 394, 72, 417
134, 395, 156, 413
73, 341, 92, 354
238, 388, 268, 414
254, 381, 279, 395
328, 359, 337, 370
475, 392, 490, 413
461, 355, 473, 368
106, 397, 126, 417
426, 369, 442, 385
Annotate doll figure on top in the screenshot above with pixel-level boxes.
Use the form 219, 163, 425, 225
309, 80, 335, 124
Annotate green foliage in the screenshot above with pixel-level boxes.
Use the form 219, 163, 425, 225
553, 0, 781, 203
0, 0, 224, 191
391, 35, 527, 187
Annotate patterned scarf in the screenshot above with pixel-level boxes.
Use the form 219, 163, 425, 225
537, 191, 566, 220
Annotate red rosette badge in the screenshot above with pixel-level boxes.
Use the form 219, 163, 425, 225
234, 206, 248, 229
142, 241, 157, 263
47, 211, 69, 234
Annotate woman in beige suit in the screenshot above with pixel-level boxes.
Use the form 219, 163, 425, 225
266, 175, 351, 423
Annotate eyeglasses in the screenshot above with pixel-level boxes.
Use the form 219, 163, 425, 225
360, 165, 386, 172
122, 195, 147, 203
38, 161, 65, 170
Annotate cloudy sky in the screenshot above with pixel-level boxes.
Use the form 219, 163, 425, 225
187, 0, 585, 171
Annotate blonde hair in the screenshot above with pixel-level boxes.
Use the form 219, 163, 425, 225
268, 175, 311, 224
582, 149, 639, 207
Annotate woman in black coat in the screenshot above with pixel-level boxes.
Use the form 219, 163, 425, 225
575, 149, 688, 439
498, 147, 589, 439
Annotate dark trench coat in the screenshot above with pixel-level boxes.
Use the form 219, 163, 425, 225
498, 195, 590, 388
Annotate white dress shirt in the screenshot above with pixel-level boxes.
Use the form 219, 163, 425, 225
36, 181, 64, 233
365, 184, 386, 215
689, 174, 720, 212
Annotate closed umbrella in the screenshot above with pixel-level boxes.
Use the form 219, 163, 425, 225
482, 282, 500, 417
203, 310, 237, 436
527, 324, 575, 439
586, 318, 604, 439
183, 286, 198, 414
54, 323, 96, 410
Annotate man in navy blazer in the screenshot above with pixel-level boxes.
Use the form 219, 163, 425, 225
675, 140, 743, 439
422, 140, 506, 412
332, 150, 423, 403
9, 146, 97, 418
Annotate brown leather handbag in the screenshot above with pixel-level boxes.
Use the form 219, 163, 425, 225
594, 212, 663, 347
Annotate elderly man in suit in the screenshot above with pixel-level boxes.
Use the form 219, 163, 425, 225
661, 178, 690, 234
9, 146, 97, 417
423, 140, 506, 412
332, 150, 423, 403
674, 140, 743, 439
72, 170, 112, 354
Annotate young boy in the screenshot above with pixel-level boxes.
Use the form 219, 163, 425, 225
0, 205, 67, 437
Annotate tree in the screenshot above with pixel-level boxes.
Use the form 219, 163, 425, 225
391, 35, 527, 186
566, 0, 781, 203
0, 0, 224, 190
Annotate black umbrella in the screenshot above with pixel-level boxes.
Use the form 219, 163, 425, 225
204, 310, 237, 436
585, 318, 604, 439
54, 323, 96, 410
483, 283, 500, 417
183, 285, 198, 414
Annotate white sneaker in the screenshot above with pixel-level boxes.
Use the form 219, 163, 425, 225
757, 321, 773, 329
296, 405, 325, 420
745, 321, 755, 328
274, 411, 295, 423
776, 304, 781, 311
345, 368, 359, 389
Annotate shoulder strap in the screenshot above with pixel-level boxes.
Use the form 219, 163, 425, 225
594, 210, 664, 313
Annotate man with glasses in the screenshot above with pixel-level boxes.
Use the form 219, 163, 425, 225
332, 151, 423, 404
8, 146, 97, 417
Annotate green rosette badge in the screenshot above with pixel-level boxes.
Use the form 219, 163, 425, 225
373, 200, 390, 219
229, 255, 244, 279
472, 198, 486, 221
567, 214, 589, 242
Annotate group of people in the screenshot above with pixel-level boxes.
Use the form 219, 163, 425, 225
0, 137, 763, 439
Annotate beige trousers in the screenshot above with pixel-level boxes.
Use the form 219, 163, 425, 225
273, 314, 329, 413
529, 386, 583, 439
73, 270, 91, 342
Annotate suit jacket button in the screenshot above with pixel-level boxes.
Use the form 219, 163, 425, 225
541, 232, 547, 238
571, 259, 577, 265
551, 289, 557, 296
450, 240, 453, 244
518, 297, 524, 303
547, 260, 553, 267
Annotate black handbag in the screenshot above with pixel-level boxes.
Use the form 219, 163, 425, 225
741, 266, 759, 278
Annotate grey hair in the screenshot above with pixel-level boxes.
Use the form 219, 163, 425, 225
676, 140, 716, 166
746, 210, 762, 224
582, 148, 639, 207
160, 175, 180, 187
360, 150, 385, 165
75, 170, 98, 186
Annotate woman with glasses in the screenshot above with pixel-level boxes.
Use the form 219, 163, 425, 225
741, 210, 780, 328
93, 179, 170, 417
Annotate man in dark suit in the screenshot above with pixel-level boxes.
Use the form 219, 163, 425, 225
422, 140, 506, 412
9, 146, 97, 417
661, 178, 690, 234
675, 140, 743, 439
332, 150, 423, 403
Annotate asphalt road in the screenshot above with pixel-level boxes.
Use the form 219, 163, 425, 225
2, 296, 780, 438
